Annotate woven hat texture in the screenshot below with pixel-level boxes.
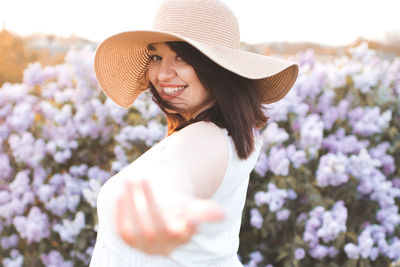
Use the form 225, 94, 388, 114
94, 0, 299, 108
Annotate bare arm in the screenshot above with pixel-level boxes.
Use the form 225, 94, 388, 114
115, 121, 229, 255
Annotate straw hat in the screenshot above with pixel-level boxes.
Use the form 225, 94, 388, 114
94, 0, 299, 108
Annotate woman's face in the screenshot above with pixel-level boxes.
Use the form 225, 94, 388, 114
147, 42, 213, 120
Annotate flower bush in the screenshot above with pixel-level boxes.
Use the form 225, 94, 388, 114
0, 46, 166, 266
240, 43, 400, 267
0, 42, 399, 267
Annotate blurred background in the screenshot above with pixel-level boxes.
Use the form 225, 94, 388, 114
1, 0, 399, 86
1, 1, 400, 266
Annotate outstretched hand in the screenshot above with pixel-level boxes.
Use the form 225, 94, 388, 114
115, 179, 225, 256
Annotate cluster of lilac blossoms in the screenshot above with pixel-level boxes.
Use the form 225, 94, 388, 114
251, 183, 297, 226
248, 42, 400, 265
303, 201, 347, 259
0, 45, 165, 266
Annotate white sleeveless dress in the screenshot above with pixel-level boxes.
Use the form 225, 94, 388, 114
89, 122, 263, 267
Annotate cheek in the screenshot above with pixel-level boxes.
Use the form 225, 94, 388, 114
200, 89, 211, 103
146, 68, 154, 83
147, 67, 155, 83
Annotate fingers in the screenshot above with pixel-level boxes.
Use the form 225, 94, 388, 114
116, 193, 136, 246
140, 179, 168, 236
178, 220, 198, 243
116, 179, 223, 254
187, 199, 225, 223
126, 180, 154, 240
140, 180, 186, 242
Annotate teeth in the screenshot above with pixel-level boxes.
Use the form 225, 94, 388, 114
163, 86, 186, 94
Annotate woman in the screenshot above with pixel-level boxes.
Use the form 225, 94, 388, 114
90, 0, 298, 266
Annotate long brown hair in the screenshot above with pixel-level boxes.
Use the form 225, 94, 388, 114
147, 42, 268, 159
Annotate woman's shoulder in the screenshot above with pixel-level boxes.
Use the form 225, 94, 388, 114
177, 120, 226, 136
163, 121, 228, 158
165, 121, 227, 148
158, 121, 230, 199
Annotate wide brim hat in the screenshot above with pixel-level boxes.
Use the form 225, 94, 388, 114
94, 0, 299, 108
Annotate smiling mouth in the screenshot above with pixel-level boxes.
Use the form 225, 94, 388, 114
161, 86, 187, 97
163, 86, 187, 94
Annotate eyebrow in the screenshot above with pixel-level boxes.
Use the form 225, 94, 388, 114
147, 44, 156, 51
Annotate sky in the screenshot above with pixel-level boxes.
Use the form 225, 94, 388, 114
1, 0, 399, 46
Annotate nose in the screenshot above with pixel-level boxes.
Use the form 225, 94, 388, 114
157, 59, 176, 81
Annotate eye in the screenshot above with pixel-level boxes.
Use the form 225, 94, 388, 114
149, 55, 161, 61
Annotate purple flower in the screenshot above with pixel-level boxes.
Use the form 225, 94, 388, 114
348, 106, 392, 136
300, 114, 324, 157
376, 205, 400, 234
392, 178, 400, 188
45, 195, 68, 216
1, 234, 19, 250
296, 66, 325, 100
2, 249, 24, 267
132, 92, 158, 120
263, 183, 289, 212
369, 247, 379, 261
344, 243, 359, 259
268, 147, 290, 176
69, 164, 88, 178
105, 98, 128, 125
336, 99, 350, 120
254, 153, 269, 177
7, 102, 35, 132
250, 208, 263, 229
145, 120, 167, 145
388, 239, 400, 260
297, 212, 308, 224
261, 122, 289, 145
322, 128, 369, 155
254, 191, 267, 207
249, 251, 263, 263
276, 209, 290, 221
316, 153, 349, 187
309, 245, 328, 259
9, 170, 31, 197
23, 62, 54, 87
369, 142, 391, 158
41, 250, 73, 267
32, 166, 47, 190
0, 190, 11, 205
349, 149, 381, 179
298, 48, 315, 67
0, 153, 12, 180
349, 42, 376, 62
37, 184, 56, 203
328, 246, 338, 257
290, 150, 307, 169
294, 248, 305, 260
303, 202, 347, 257
55, 65, 74, 88
82, 179, 102, 208
286, 144, 307, 168
8, 133, 46, 168
317, 201, 347, 242
54, 149, 72, 164
264, 99, 291, 122
53, 211, 85, 243
13, 206, 50, 244
87, 166, 111, 184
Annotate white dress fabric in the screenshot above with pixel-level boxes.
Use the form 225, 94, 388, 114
89, 122, 263, 267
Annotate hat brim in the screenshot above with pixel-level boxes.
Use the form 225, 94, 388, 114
94, 30, 299, 108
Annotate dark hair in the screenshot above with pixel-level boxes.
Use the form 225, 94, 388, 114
147, 42, 268, 159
